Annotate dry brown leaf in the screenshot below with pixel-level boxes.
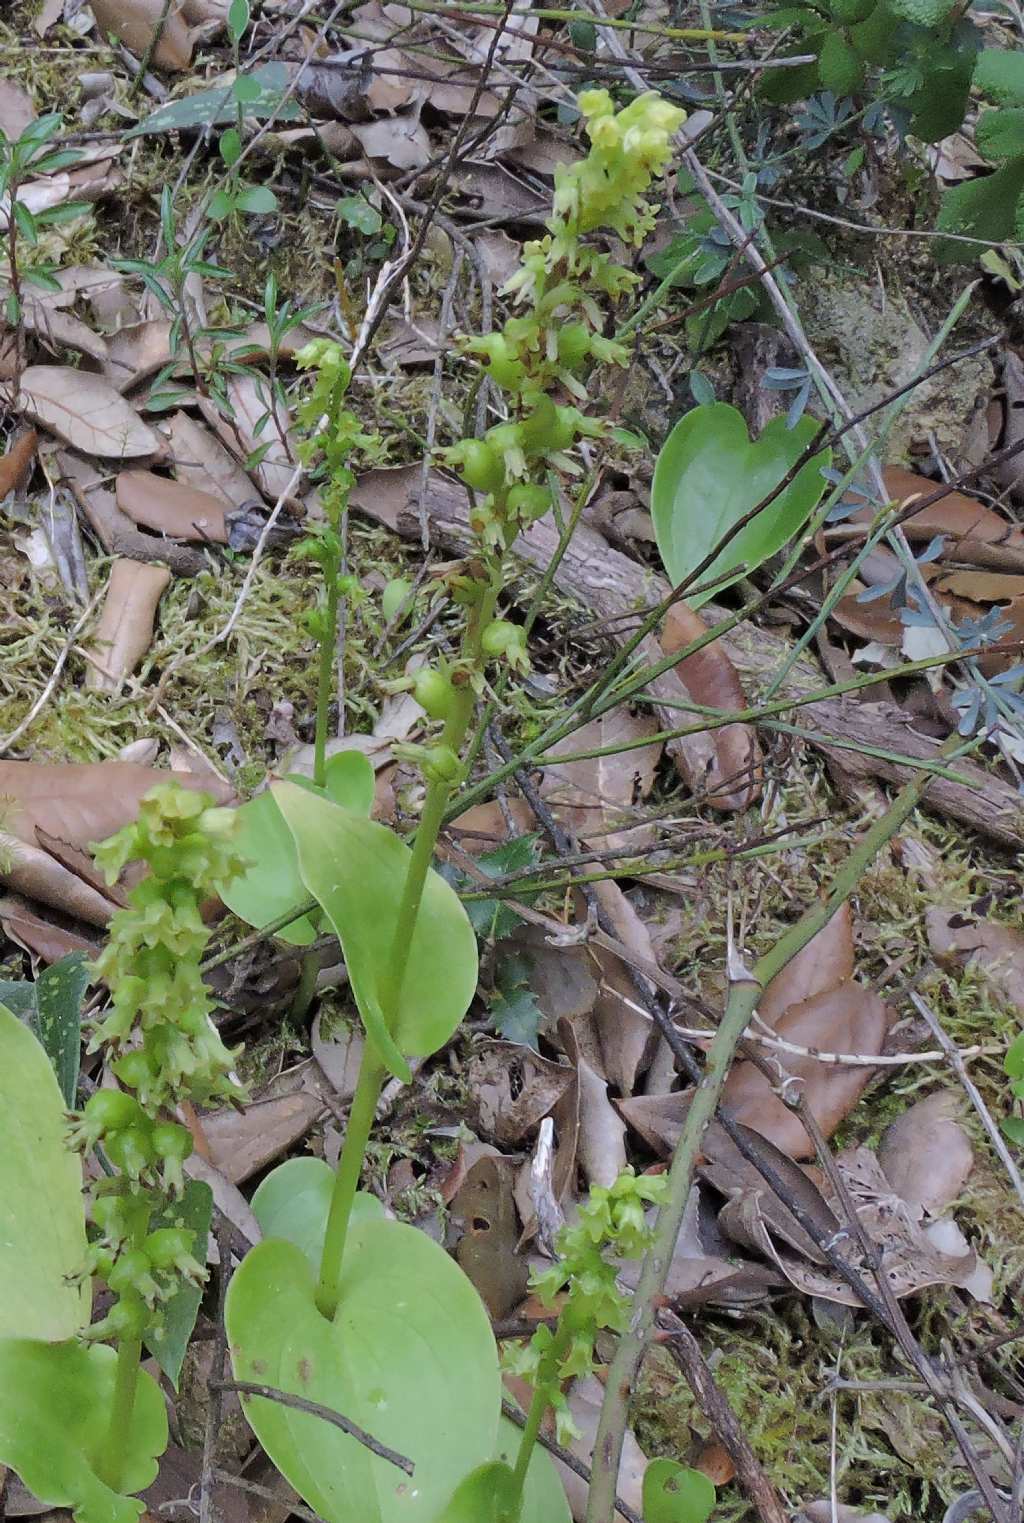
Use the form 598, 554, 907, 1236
0, 429, 37, 498
660, 602, 762, 812
450, 1156, 529, 1319
723, 979, 893, 1159
832, 585, 903, 646
311, 1010, 362, 1103
350, 113, 432, 171
932, 568, 1024, 602
474, 230, 522, 288
758, 902, 854, 1030
17, 366, 161, 458
116, 470, 228, 543
160, 410, 256, 509
504, 131, 580, 178
0, 831, 119, 928
589, 878, 658, 1094
0, 80, 35, 141
877, 1091, 973, 1216
559, 1016, 627, 1189
379, 316, 441, 367
90, 0, 193, 69
541, 709, 661, 852
0, 893, 100, 961
926, 906, 1024, 1011
85, 558, 170, 694
879, 466, 1024, 572
199, 376, 300, 501
203, 1089, 323, 1184
103, 319, 175, 392
615, 1091, 688, 1154
466, 1041, 573, 1146
184, 1153, 260, 1244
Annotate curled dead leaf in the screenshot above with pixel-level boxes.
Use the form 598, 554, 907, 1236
199, 376, 300, 502
84, 558, 171, 693
723, 979, 893, 1159
659, 602, 762, 812
558, 1015, 627, 1190
90, 0, 193, 69
541, 708, 661, 853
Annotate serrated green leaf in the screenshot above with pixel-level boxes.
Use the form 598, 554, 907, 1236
651, 402, 831, 606
127, 65, 300, 137
145, 1180, 212, 1388
464, 835, 540, 941
0, 1339, 166, 1523
978, 107, 1024, 161
975, 47, 1024, 105
225, 1224, 500, 1523
220, 750, 375, 946
888, 0, 955, 21
642, 1459, 715, 1523
272, 781, 479, 1080
936, 157, 1024, 260
251, 1159, 383, 1272
0, 1003, 88, 1341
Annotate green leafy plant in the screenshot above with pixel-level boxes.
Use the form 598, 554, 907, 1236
651, 401, 831, 604
1002, 1029, 1024, 1145
936, 50, 1024, 256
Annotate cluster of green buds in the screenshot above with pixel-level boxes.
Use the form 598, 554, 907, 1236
504, 1168, 668, 1442
68, 784, 248, 1348
292, 338, 379, 641
440, 89, 685, 552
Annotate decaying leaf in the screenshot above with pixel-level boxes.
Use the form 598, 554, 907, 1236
199, 377, 300, 502
758, 903, 855, 1030
0, 429, 38, 499
351, 112, 432, 171
541, 708, 662, 852
450, 1156, 529, 1319
877, 1091, 973, 1216
16, 366, 162, 458
160, 410, 256, 509
84, 558, 171, 693
116, 470, 228, 543
90, 0, 193, 69
659, 602, 762, 812
723, 980, 893, 1159
0, 79, 35, 142
588, 879, 659, 1094
466, 1040, 573, 1146
927, 906, 1024, 1011
311, 1011, 362, 1104
103, 319, 175, 392
0, 892, 101, 961
878, 466, 1024, 572
559, 1016, 627, 1190
203, 1081, 323, 1185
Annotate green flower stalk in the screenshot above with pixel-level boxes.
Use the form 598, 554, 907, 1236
68, 784, 247, 1490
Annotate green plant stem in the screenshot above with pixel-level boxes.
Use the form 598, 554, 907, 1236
583, 746, 957, 1523
95, 1335, 143, 1491
314, 567, 502, 1319
313, 556, 342, 791
508, 1325, 571, 1517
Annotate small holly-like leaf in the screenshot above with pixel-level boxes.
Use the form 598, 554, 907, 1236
490, 953, 544, 1048
0, 1002, 88, 1341
0, 1339, 166, 1523
652, 402, 831, 607
464, 835, 540, 942
145, 1180, 212, 1388
221, 750, 375, 946
225, 1224, 500, 1523
272, 781, 479, 1081
251, 1158, 383, 1272
337, 196, 383, 235
642, 1459, 716, 1523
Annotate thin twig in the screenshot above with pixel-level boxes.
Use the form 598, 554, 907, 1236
213, 1380, 414, 1474
499, 1398, 642, 1523
199, 1220, 233, 1523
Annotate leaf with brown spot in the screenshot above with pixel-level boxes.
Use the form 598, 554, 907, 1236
84, 558, 171, 694
160, 410, 256, 509
659, 602, 762, 812
116, 470, 228, 543
723, 979, 893, 1159
877, 1091, 973, 1216
16, 366, 161, 458
541, 708, 661, 852
0, 429, 37, 498
90, 0, 193, 69
451, 1156, 529, 1319
926, 905, 1024, 1012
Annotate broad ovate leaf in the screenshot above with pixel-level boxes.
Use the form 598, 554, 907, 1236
251, 1158, 383, 1272
273, 781, 479, 1080
652, 402, 831, 606
225, 1222, 501, 1523
221, 751, 376, 946
17, 367, 162, 458
642, 1459, 715, 1523
0, 1339, 167, 1523
0, 1002, 88, 1340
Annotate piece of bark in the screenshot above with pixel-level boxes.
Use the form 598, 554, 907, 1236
56, 449, 204, 576
85, 558, 171, 692
350, 467, 1024, 848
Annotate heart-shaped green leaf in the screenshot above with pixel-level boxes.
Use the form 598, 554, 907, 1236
252, 1158, 384, 1272
146, 1179, 213, 1388
0, 1339, 167, 1523
0, 1002, 88, 1341
651, 402, 831, 607
493, 1418, 573, 1523
436, 1460, 518, 1522
272, 781, 479, 1081
225, 1221, 501, 1523
221, 751, 376, 945
642, 1459, 715, 1523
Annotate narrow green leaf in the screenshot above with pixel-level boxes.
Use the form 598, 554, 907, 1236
642, 1459, 715, 1523
34, 952, 87, 1105
219, 127, 242, 166
272, 781, 479, 1079
0, 1339, 166, 1523
0, 1003, 88, 1341
127, 65, 299, 136
145, 1180, 212, 1388
651, 402, 830, 606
